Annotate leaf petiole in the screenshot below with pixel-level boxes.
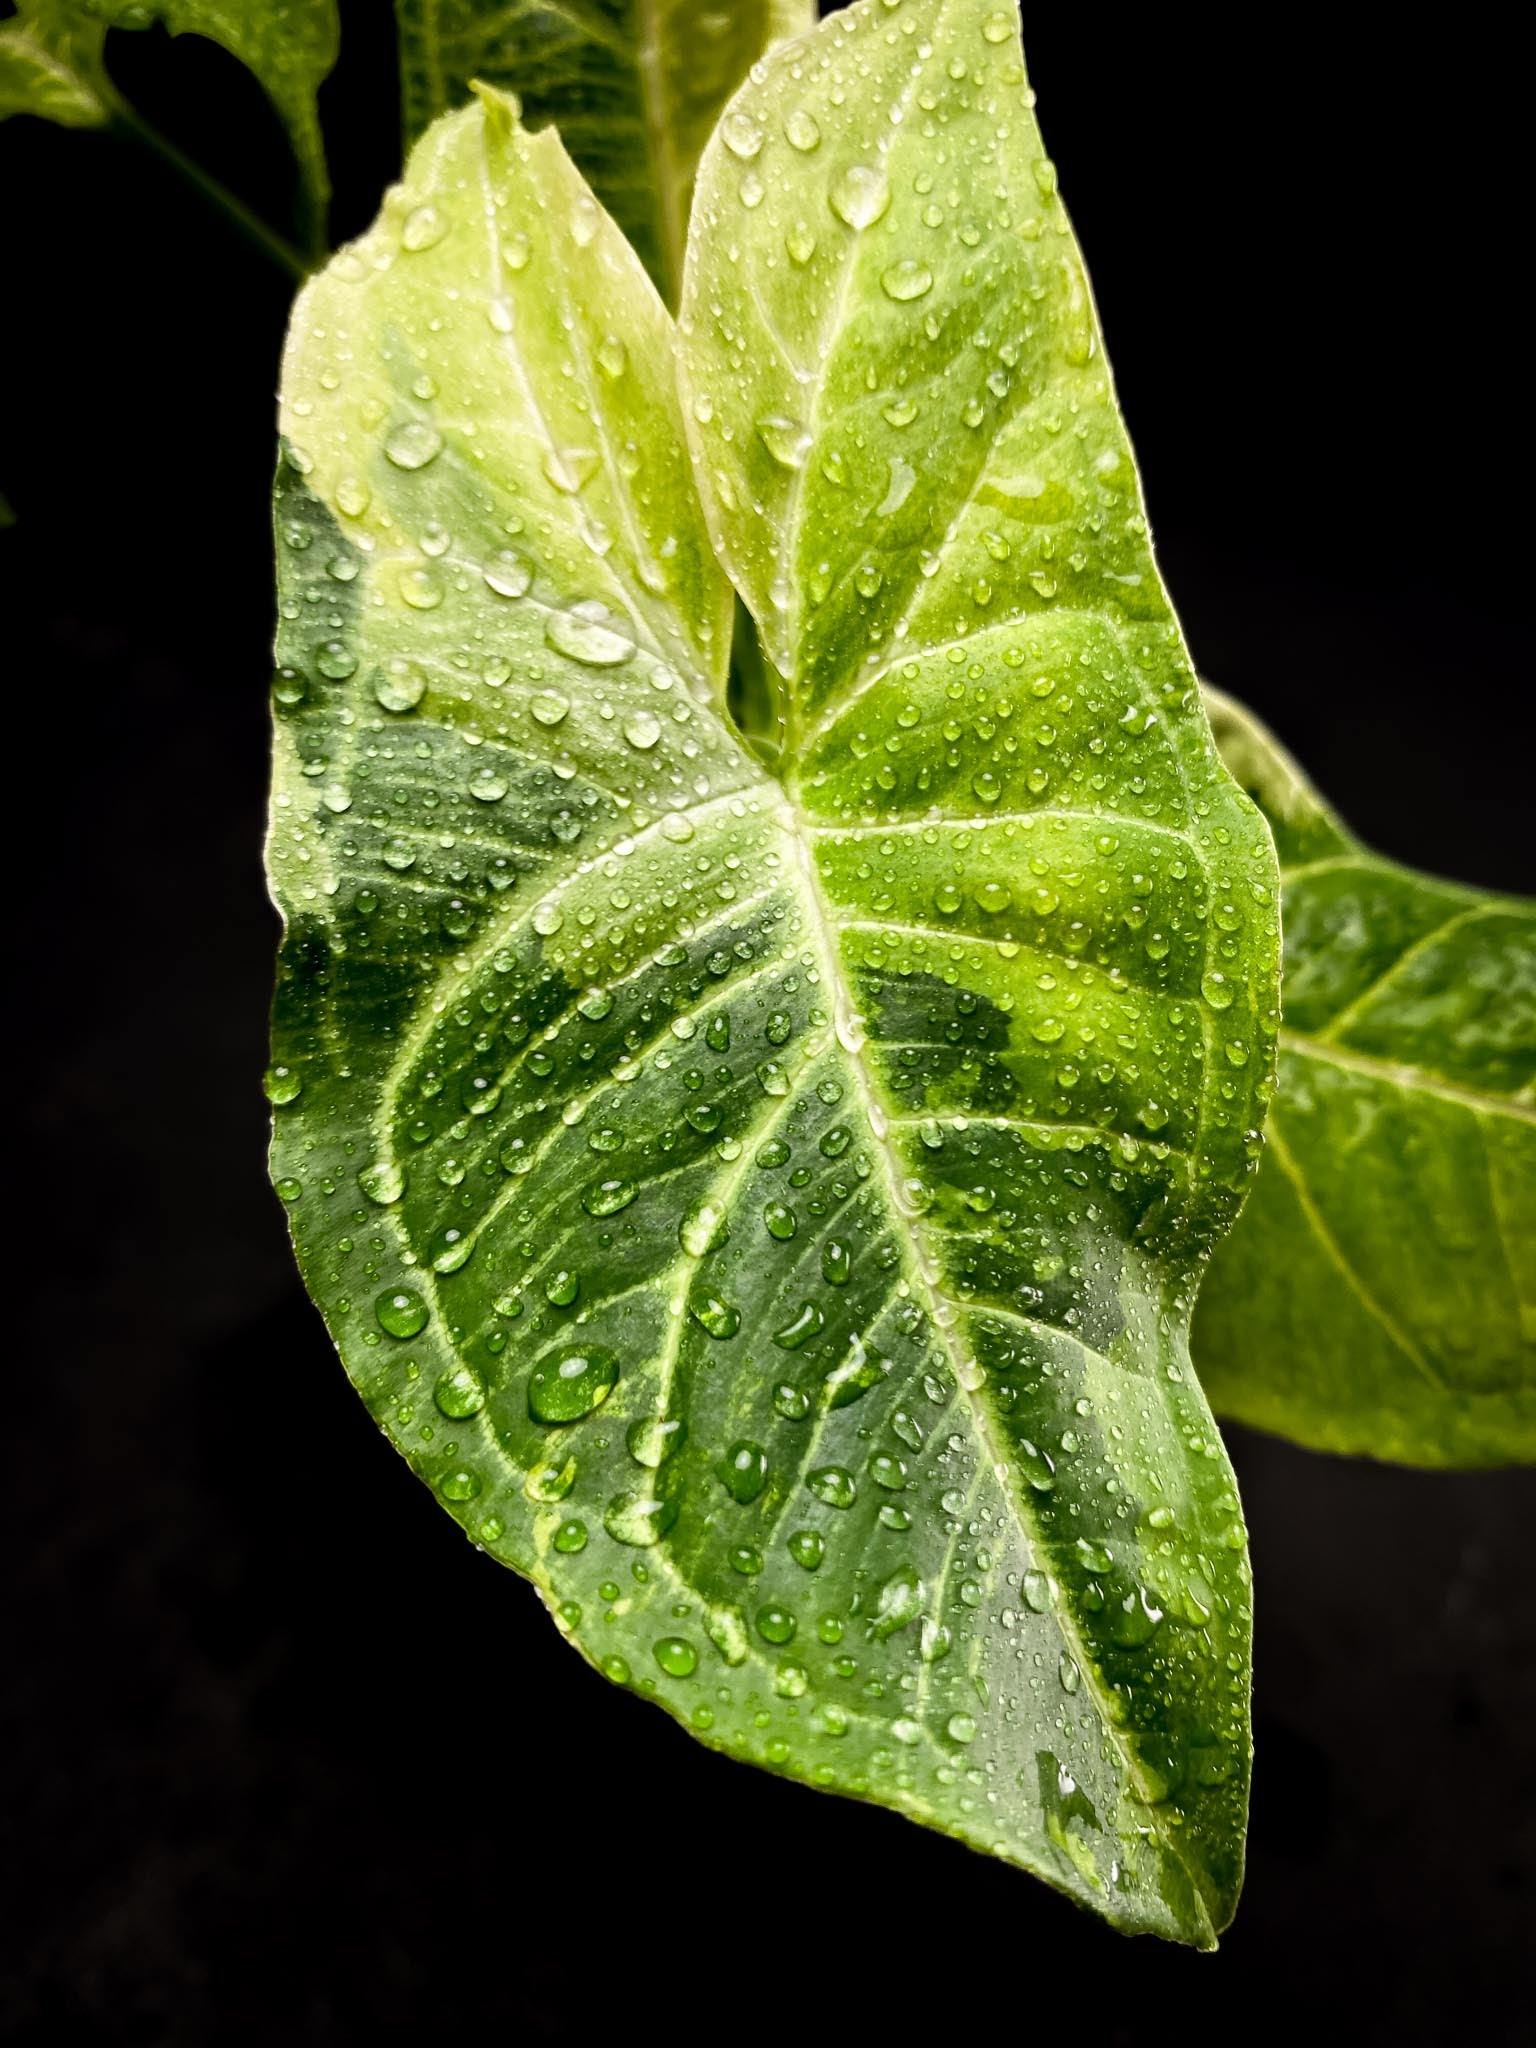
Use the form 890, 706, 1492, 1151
111, 103, 309, 281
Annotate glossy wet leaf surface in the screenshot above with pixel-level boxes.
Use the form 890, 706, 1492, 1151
393, 0, 814, 300
269, 0, 1279, 1945
1197, 689, 1535, 1465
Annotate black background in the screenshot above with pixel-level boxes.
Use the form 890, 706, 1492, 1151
3, 5, 1531, 2041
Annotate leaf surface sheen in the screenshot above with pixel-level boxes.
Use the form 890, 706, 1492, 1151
1198, 688, 1536, 1465
270, 0, 1279, 1945
392, 0, 815, 301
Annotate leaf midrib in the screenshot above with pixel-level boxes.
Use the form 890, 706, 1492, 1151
781, 797, 1216, 1938
1278, 1029, 1536, 1126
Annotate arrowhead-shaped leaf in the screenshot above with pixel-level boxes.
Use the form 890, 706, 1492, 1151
269, 0, 1279, 1944
393, 0, 815, 301
1197, 686, 1536, 1465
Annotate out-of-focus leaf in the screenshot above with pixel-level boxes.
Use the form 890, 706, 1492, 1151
1197, 686, 1535, 1465
392, 0, 815, 299
0, 1, 110, 126
95, 0, 339, 235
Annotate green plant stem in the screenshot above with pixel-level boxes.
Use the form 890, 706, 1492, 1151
113, 106, 308, 281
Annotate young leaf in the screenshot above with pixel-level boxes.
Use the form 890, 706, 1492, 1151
392, 0, 815, 301
95, 1, 339, 242
1195, 687, 1536, 1465
0, 1, 110, 125
270, 5, 1279, 1946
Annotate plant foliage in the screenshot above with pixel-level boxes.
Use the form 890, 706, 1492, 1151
1198, 688, 1535, 1464
266, 0, 1286, 1942
7, 0, 1529, 1951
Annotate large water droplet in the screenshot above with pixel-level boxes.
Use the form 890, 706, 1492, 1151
830, 163, 891, 230
374, 660, 427, 713
435, 1365, 485, 1418
653, 1636, 698, 1677
628, 1417, 687, 1468
721, 110, 765, 159
807, 1466, 856, 1509
541, 445, 600, 493
870, 1563, 924, 1638
530, 689, 570, 726
358, 1160, 405, 1205
783, 108, 821, 152
690, 1294, 740, 1339
484, 548, 532, 598
603, 1491, 677, 1546
376, 1288, 427, 1338
757, 415, 810, 469
528, 1346, 619, 1423
717, 1440, 769, 1504
400, 203, 444, 251
622, 709, 661, 750
384, 420, 443, 470
546, 606, 635, 666
881, 258, 933, 302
